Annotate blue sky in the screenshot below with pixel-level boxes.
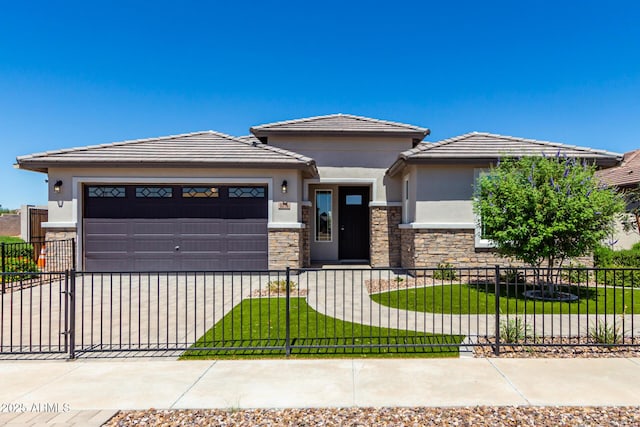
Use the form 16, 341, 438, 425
1, 1, 639, 209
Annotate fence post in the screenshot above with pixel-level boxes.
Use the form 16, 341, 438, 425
1, 242, 5, 294
68, 269, 76, 360
71, 238, 76, 270
285, 266, 291, 357
494, 264, 501, 356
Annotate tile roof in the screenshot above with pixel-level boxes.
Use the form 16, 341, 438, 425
251, 113, 430, 138
388, 132, 622, 176
595, 149, 640, 188
16, 131, 318, 176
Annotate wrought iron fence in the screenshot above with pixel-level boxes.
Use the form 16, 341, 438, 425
1, 239, 75, 293
1, 265, 639, 359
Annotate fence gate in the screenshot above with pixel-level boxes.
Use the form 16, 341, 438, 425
0, 272, 71, 357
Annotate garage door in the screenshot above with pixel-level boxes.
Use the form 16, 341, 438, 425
83, 185, 268, 271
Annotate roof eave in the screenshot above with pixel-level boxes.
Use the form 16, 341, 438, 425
387, 155, 621, 176
16, 159, 318, 172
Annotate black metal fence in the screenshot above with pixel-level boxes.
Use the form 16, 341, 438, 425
1, 266, 639, 359
1, 239, 75, 292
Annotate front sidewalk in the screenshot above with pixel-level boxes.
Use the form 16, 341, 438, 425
1, 358, 640, 425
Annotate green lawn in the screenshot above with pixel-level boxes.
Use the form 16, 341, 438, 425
370, 283, 640, 315
182, 297, 462, 359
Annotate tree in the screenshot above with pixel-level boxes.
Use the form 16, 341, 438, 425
473, 154, 625, 289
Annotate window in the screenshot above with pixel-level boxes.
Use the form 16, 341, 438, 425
345, 195, 362, 205
87, 186, 125, 198
228, 187, 265, 198
474, 169, 495, 248
136, 187, 172, 198
182, 187, 219, 198
315, 190, 332, 242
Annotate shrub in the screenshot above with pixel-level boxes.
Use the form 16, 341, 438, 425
561, 262, 590, 284
433, 262, 457, 280
594, 268, 640, 287
593, 244, 614, 267
3, 243, 34, 259
267, 279, 297, 293
3, 257, 39, 282
500, 267, 525, 284
589, 321, 624, 345
500, 316, 533, 342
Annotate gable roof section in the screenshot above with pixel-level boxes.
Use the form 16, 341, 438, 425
16, 131, 318, 177
595, 149, 640, 188
251, 113, 430, 139
387, 132, 622, 176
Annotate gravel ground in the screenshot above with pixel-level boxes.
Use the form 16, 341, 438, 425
104, 407, 640, 426
105, 280, 640, 426
474, 337, 640, 358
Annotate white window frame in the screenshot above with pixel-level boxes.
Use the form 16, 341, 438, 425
314, 189, 333, 243
474, 168, 496, 248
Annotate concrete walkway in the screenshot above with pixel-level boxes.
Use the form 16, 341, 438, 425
1, 357, 640, 426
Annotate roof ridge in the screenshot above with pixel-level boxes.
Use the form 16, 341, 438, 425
251, 113, 428, 132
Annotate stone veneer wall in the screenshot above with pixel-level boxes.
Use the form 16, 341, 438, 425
400, 228, 416, 269
44, 229, 77, 272
370, 206, 401, 267
400, 228, 593, 269
268, 228, 303, 270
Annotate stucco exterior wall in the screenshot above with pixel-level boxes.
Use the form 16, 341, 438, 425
413, 164, 487, 225
608, 214, 640, 250
269, 135, 411, 203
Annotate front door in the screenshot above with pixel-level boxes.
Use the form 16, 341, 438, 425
338, 187, 370, 260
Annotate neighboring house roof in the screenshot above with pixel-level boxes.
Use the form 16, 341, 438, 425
595, 149, 640, 188
250, 113, 430, 139
16, 131, 319, 177
387, 131, 622, 176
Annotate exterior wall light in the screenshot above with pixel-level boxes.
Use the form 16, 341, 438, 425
281, 180, 288, 194
53, 180, 63, 193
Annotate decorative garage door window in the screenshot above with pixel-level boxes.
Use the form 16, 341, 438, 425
182, 187, 219, 198
229, 187, 265, 198
135, 187, 173, 198
87, 186, 125, 198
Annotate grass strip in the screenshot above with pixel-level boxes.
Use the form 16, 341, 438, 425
182, 297, 462, 359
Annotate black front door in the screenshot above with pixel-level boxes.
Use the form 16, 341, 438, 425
338, 187, 370, 260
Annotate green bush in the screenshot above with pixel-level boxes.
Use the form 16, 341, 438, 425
3, 257, 39, 282
561, 263, 590, 284
267, 279, 297, 293
593, 245, 614, 267
595, 268, 640, 287
433, 262, 457, 281
500, 316, 533, 342
3, 243, 34, 258
593, 244, 640, 287
589, 321, 624, 345
500, 267, 525, 284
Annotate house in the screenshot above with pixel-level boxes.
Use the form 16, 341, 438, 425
15, 114, 622, 271
596, 149, 640, 250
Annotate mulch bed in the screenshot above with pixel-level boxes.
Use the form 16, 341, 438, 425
105, 406, 640, 426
